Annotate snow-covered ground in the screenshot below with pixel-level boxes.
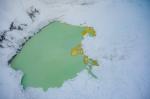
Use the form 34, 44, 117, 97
0, 0, 150, 99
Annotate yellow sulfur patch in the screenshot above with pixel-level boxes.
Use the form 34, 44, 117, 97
71, 27, 99, 66
71, 44, 83, 56
91, 60, 99, 66
81, 27, 96, 37
83, 55, 89, 64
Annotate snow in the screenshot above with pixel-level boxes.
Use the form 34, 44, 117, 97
0, 0, 150, 99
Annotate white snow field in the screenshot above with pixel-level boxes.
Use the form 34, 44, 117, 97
0, 0, 150, 99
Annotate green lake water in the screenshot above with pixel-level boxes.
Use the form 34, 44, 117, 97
11, 21, 88, 91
